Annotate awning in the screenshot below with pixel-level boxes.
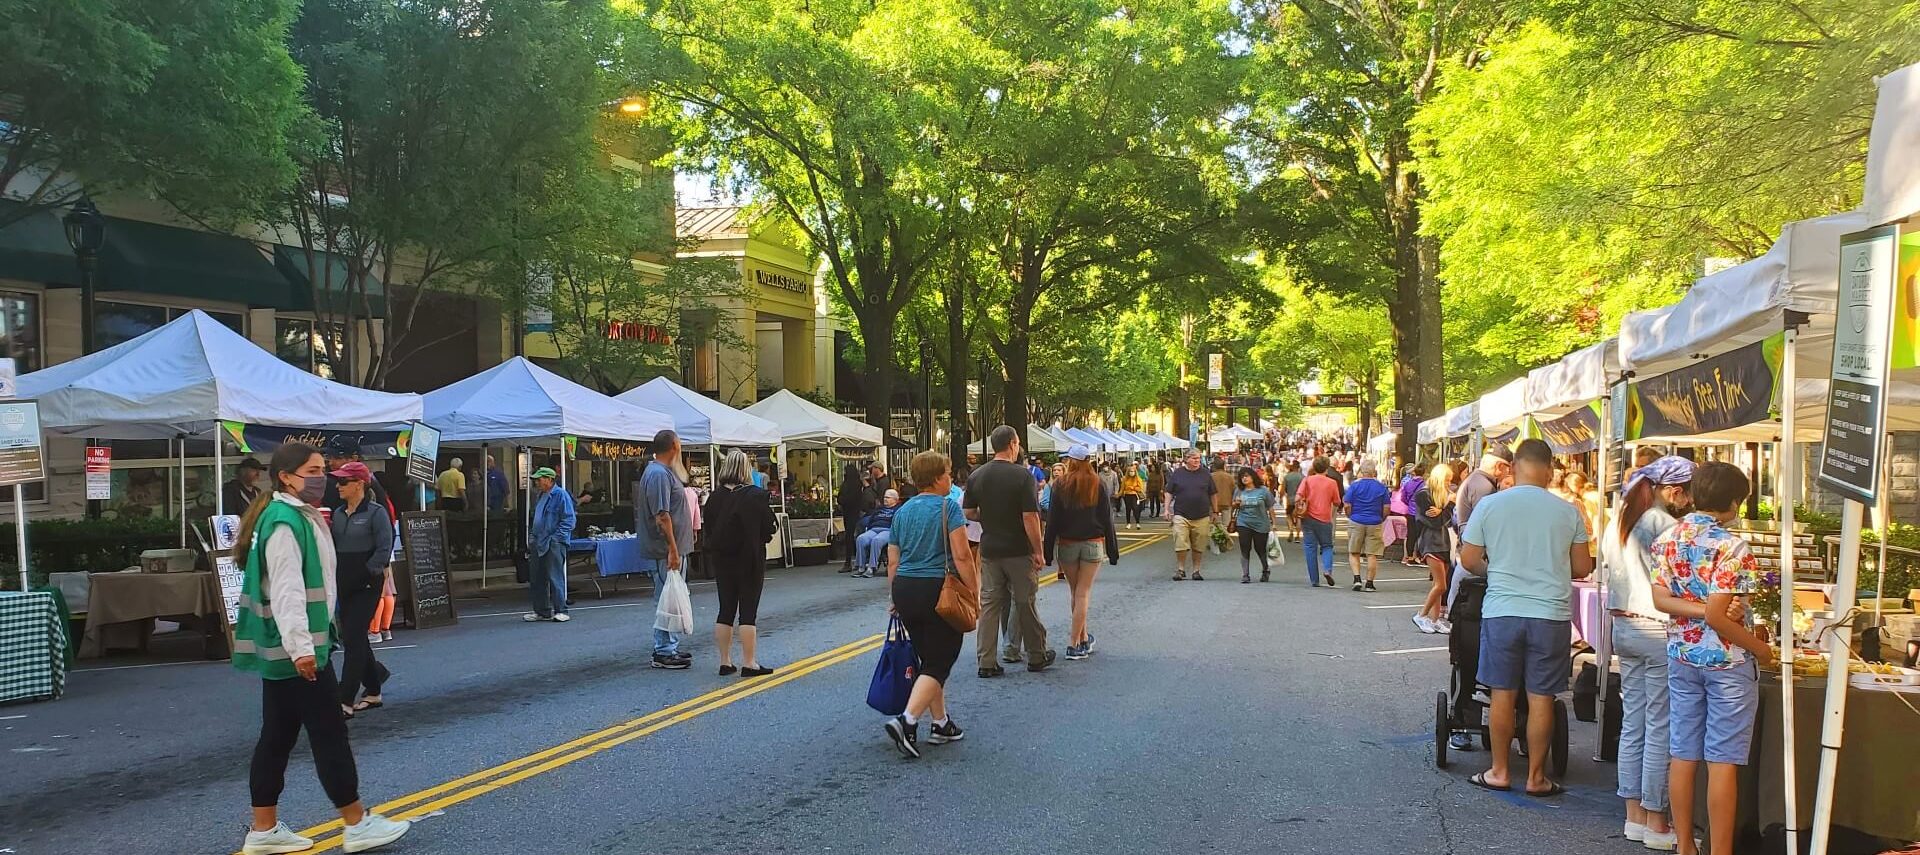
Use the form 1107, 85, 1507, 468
274, 245, 388, 317
1477, 377, 1531, 432
1866, 62, 1920, 227
1526, 339, 1615, 416
97, 216, 294, 308
0, 200, 82, 285
1443, 402, 1478, 438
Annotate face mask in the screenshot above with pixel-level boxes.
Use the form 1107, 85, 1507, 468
298, 474, 327, 504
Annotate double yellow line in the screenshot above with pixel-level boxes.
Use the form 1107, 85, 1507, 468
266, 532, 1165, 854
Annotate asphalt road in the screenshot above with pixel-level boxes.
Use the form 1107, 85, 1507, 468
2, 522, 1640, 855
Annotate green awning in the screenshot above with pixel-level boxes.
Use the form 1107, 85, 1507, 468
97, 216, 296, 308
273, 245, 387, 317
0, 200, 84, 286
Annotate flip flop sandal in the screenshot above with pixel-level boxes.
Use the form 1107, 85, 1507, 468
1525, 782, 1566, 798
353, 698, 383, 712
1467, 771, 1509, 792
340, 706, 356, 720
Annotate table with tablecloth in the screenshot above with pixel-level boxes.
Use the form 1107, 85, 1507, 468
1380, 515, 1409, 551
567, 537, 646, 577
1705, 676, 1920, 852
1570, 580, 1605, 646
0, 591, 67, 704
79, 571, 228, 659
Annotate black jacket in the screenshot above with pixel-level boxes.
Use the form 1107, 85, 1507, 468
702, 484, 778, 569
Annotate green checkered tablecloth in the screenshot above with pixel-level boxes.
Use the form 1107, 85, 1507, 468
0, 591, 66, 704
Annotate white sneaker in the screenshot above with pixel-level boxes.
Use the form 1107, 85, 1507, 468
342, 813, 411, 853
553, 613, 571, 622
242, 823, 315, 854
381, 631, 393, 642
1433, 618, 1453, 634
368, 632, 383, 644
1641, 829, 1679, 851
1412, 614, 1436, 633
1625, 821, 1647, 842
522, 613, 544, 622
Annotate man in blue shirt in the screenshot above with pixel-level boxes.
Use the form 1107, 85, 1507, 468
1341, 460, 1391, 591
635, 429, 695, 670
1460, 438, 1593, 797
523, 467, 576, 623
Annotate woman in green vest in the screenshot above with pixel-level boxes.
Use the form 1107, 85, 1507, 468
231, 442, 412, 855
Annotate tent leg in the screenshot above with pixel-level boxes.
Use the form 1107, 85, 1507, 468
1592, 396, 1613, 759
1777, 326, 1801, 853
214, 434, 224, 520
178, 435, 187, 549
1809, 499, 1864, 855
481, 443, 490, 590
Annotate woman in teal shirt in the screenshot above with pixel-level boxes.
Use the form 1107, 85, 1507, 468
881, 451, 979, 759
1232, 467, 1276, 583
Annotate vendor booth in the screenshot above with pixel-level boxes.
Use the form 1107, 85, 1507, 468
966, 424, 1062, 457
13, 310, 424, 669
743, 390, 883, 563
617, 377, 787, 563
423, 357, 673, 590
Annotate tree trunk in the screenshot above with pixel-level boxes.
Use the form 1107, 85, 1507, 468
1000, 328, 1029, 432
1385, 141, 1443, 467
856, 303, 896, 430
945, 274, 970, 463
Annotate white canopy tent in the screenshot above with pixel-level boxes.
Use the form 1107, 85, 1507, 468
1477, 377, 1532, 434
966, 424, 1062, 456
1046, 425, 1078, 450
19, 310, 422, 439
1864, 61, 1920, 228
17, 310, 426, 540
1416, 415, 1446, 445
1525, 339, 1615, 417
1442, 403, 1478, 439
1122, 429, 1168, 451
1366, 432, 1395, 453
423, 357, 672, 445
1161, 433, 1192, 451
615, 376, 781, 448
1092, 428, 1138, 452
1064, 427, 1109, 452
743, 390, 884, 449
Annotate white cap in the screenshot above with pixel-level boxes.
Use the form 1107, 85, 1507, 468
1065, 444, 1091, 460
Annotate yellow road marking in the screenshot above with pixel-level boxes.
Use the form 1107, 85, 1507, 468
269, 532, 1167, 853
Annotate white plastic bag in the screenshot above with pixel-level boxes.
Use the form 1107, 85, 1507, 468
1267, 536, 1286, 566
654, 569, 694, 634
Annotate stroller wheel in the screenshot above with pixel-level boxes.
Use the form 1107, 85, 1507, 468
1434, 691, 1451, 769
1550, 698, 1570, 780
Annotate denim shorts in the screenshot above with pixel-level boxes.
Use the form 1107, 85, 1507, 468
1668, 657, 1759, 765
1055, 539, 1103, 565
1477, 616, 1572, 696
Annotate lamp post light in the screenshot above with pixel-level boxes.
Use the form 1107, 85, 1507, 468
919, 340, 934, 451
64, 199, 106, 520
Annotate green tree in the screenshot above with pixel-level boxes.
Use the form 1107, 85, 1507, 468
636, 0, 995, 425
0, 0, 306, 228
1241, 0, 1509, 460
269, 0, 616, 388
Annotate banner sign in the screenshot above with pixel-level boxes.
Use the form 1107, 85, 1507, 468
564, 436, 653, 461
1629, 336, 1782, 440
1889, 227, 1920, 371
1819, 226, 1899, 504
221, 421, 411, 460
1207, 353, 1225, 391
1537, 404, 1601, 454
85, 445, 112, 499
1389, 410, 1403, 433
0, 400, 44, 486
407, 421, 440, 484
1487, 427, 1520, 448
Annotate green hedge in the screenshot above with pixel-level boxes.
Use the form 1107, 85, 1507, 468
0, 517, 182, 591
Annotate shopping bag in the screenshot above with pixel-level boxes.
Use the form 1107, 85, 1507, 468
866, 616, 918, 715
653, 569, 694, 634
1267, 536, 1286, 566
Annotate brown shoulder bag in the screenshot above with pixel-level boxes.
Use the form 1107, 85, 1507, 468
935, 498, 979, 632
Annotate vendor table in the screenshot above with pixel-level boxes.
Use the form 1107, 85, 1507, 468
1722, 676, 1920, 851
1381, 515, 1409, 554
0, 591, 67, 704
568, 537, 645, 577
1570, 580, 1605, 646
79, 572, 228, 659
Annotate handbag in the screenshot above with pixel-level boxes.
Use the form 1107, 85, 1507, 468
653, 569, 695, 634
934, 498, 979, 632
866, 616, 918, 715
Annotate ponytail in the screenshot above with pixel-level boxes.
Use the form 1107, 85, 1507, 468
1616, 478, 1654, 547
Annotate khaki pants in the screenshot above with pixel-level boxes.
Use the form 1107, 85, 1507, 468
976, 555, 1048, 669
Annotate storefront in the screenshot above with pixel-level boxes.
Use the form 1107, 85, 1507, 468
677, 205, 837, 407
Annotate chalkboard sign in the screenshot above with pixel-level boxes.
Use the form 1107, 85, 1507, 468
398, 511, 457, 629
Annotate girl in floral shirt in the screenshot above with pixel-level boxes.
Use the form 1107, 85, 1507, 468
1650, 462, 1777, 855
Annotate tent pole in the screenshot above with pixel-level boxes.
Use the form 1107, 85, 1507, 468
177, 435, 187, 548
481, 443, 490, 590
1592, 395, 1613, 759
560, 440, 569, 492
1777, 326, 1801, 853
1808, 498, 1864, 855
214, 432, 224, 520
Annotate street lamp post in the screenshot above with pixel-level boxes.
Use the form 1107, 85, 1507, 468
920, 341, 933, 451
64, 199, 106, 520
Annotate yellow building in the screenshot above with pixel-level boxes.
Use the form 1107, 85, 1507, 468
676, 206, 836, 407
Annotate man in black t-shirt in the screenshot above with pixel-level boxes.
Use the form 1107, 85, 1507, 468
964, 425, 1055, 676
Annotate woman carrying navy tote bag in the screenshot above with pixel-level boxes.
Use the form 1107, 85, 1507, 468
866, 616, 917, 716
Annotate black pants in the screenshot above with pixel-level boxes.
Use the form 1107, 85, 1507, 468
440, 497, 466, 512
1148, 493, 1163, 517
1122, 495, 1141, 524
892, 576, 961, 683
841, 512, 860, 566
1238, 528, 1270, 572
335, 583, 389, 705
714, 556, 767, 626
251, 668, 360, 809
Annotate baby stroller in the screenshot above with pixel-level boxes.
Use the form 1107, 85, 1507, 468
1433, 574, 1568, 776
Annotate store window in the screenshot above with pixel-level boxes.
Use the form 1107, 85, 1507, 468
0, 290, 41, 373
274, 317, 345, 379
95, 301, 244, 349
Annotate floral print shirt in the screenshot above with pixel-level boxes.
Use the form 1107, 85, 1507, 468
1652, 512, 1758, 669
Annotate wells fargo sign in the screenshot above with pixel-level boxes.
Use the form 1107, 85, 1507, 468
752, 267, 809, 295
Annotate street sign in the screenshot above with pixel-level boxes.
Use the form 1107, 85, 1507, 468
1818, 225, 1899, 504
85, 445, 111, 499
1301, 393, 1361, 408
408, 421, 442, 484
1389, 410, 1403, 433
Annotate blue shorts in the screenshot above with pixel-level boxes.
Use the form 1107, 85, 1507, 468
1477, 616, 1572, 696
1668, 658, 1759, 765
